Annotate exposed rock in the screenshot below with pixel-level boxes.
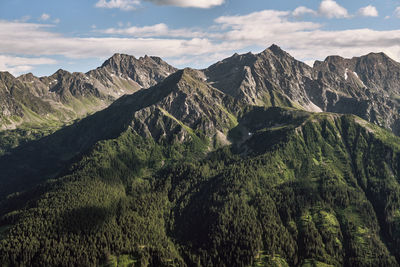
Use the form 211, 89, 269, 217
205, 45, 400, 136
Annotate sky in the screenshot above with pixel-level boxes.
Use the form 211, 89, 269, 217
0, 0, 400, 76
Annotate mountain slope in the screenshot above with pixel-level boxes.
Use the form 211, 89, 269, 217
1, 107, 400, 266
0, 68, 242, 198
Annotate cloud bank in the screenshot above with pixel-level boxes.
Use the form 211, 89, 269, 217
1, 3, 400, 75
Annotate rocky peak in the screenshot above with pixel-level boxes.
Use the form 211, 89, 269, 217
95, 53, 177, 88
51, 69, 71, 80
0, 71, 15, 81
353, 52, 400, 90
17, 72, 35, 81
205, 45, 314, 108
315, 52, 400, 95
100, 53, 136, 69
263, 44, 289, 57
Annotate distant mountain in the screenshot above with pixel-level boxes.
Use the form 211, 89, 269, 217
310, 52, 400, 135
204, 44, 400, 135
0, 54, 177, 130
204, 45, 317, 111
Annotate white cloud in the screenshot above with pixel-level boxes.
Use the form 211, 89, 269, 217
213, 10, 400, 62
292, 6, 317, 17
53, 18, 60, 24
214, 10, 321, 40
144, 0, 224, 8
0, 21, 234, 61
95, 0, 224, 9
395, 7, 400, 18
101, 23, 206, 38
0, 55, 57, 76
318, 0, 349, 18
95, 0, 140, 11
358, 5, 378, 17
40, 13, 51, 21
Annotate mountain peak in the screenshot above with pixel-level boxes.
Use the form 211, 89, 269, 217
0, 71, 15, 79
268, 43, 283, 51
362, 51, 393, 63
180, 67, 204, 78
264, 44, 287, 56
101, 53, 137, 68
160, 68, 207, 94
53, 69, 70, 76
324, 55, 345, 63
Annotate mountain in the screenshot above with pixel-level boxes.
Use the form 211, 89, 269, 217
0, 68, 241, 197
310, 52, 400, 135
89, 54, 177, 89
2, 46, 400, 266
204, 45, 317, 111
205, 44, 400, 136
0, 54, 176, 156
0, 54, 176, 131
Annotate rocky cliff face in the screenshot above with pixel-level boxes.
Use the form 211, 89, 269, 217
205, 45, 400, 135
0, 54, 176, 130
310, 52, 400, 135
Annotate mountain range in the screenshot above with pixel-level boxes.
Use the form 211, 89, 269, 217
1, 45, 400, 266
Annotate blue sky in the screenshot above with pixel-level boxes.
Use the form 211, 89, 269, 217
0, 0, 400, 76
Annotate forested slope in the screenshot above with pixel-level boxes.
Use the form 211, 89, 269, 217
1, 107, 400, 266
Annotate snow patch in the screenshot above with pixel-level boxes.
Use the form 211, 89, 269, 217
344, 68, 348, 80
353, 72, 366, 87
